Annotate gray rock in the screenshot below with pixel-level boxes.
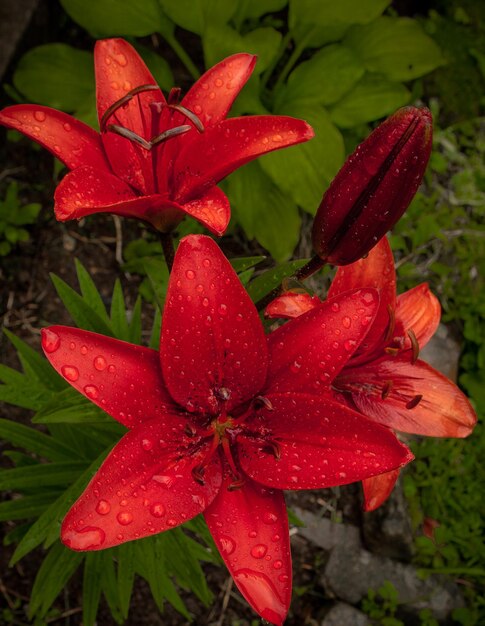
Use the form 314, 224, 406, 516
322, 544, 463, 620
321, 603, 371, 626
0, 0, 39, 79
363, 478, 414, 561
294, 507, 361, 552
420, 323, 461, 382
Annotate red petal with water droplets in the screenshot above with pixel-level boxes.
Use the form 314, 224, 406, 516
338, 356, 477, 437
395, 283, 441, 351
266, 289, 379, 393
161, 235, 267, 416
362, 469, 401, 512
0, 105, 109, 171
172, 116, 314, 203
238, 393, 413, 490
328, 238, 396, 361
265, 292, 321, 320
41, 326, 176, 429
179, 186, 230, 236
61, 419, 222, 550
182, 53, 257, 128
204, 465, 291, 626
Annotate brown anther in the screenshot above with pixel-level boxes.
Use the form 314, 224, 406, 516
167, 87, 182, 105
381, 380, 393, 400
384, 305, 396, 343
216, 387, 231, 401
100, 84, 159, 130
184, 423, 197, 437
406, 394, 423, 409
407, 329, 420, 364
228, 478, 245, 491
106, 124, 152, 150
191, 465, 205, 485
262, 441, 281, 460
253, 396, 274, 411
384, 347, 400, 356
151, 124, 192, 146
168, 103, 205, 133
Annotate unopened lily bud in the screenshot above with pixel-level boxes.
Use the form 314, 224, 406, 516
312, 106, 432, 265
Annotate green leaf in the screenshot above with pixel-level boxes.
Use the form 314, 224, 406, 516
260, 105, 344, 213
50, 272, 114, 336
234, 0, 287, 21
134, 44, 174, 91
28, 541, 83, 619
247, 258, 309, 302
144, 257, 170, 309
100, 550, 125, 623
345, 17, 445, 81
75, 259, 111, 324
60, 0, 172, 38
289, 0, 390, 48
13, 44, 94, 111
281, 44, 364, 107
127, 295, 142, 344
117, 542, 136, 619
159, 0, 236, 35
0, 493, 59, 521
110, 279, 130, 340
227, 161, 301, 262
83, 552, 104, 626
0, 461, 88, 490
0, 418, 78, 461
329, 74, 410, 128
149, 307, 162, 349
230, 256, 266, 273
0, 377, 55, 410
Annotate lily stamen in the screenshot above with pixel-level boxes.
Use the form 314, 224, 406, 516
406, 394, 423, 409
407, 329, 420, 364
100, 84, 159, 130
381, 380, 393, 400
168, 104, 205, 133
151, 125, 192, 146
107, 124, 152, 149
384, 305, 396, 343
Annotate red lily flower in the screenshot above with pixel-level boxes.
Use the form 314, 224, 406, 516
266, 238, 477, 511
0, 39, 313, 236
41, 235, 411, 624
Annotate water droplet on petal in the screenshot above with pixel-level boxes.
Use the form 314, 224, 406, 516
96, 500, 111, 515
250, 544, 268, 559
342, 316, 351, 329
34, 110, 46, 122
150, 503, 165, 518
141, 439, 154, 451
218, 303, 227, 316
185, 269, 195, 279
219, 535, 236, 555
64, 526, 105, 549
273, 560, 283, 570
117, 511, 133, 525
42, 329, 60, 353
84, 384, 99, 399
167, 518, 177, 527
331, 302, 340, 312
94, 356, 107, 371
62, 365, 79, 381
63, 122, 72, 132
263, 512, 278, 525
203, 258, 211, 268
80, 345, 88, 355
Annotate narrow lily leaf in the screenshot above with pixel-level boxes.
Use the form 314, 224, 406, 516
247, 259, 309, 303
75, 258, 111, 324
3, 522, 32, 546
149, 307, 162, 349
110, 279, 130, 340
0, 418, 78, 461
144, 257, 169, 309
230, 256, 266, 273
83, 552, 104, 626
10, 451, 108, 564
0, 461, 88, 490
28, 541, 83, 619
0, 493, 60, 521
33, 387, 112, 425
50, 273, 114, 336
0, 379, 56, 410
127, 295, 142, 344
101, 550, 125, 624
117, 542, 136, 619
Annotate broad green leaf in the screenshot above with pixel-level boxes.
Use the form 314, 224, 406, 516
260, 105, 344, 213
13, 44, 94, 111
234, 0, 287, 20
159, 0, 236, 35
329, 74, 410, 128
117, 542, 136, 618
29, 541, 83, 619
227, 161, 301, 262
134, 44, 174, 91
60, 0, 173, 38
247, 259, 309, 302
75, 259, 111, 324
50, 272, 114, 336
11, 451, 108, 564
345, 17, 445, 81
203, 24, 282, 74
110, 279, 130, 340
83, 552, 104, 626
0, 418, 78, 461
0, 461, 88, 490
0, 493, 59, 521
289, 0, 390, 48
280, 44, 364, 107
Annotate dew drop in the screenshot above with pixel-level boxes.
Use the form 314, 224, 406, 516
150, 503, 166, 518
215, 78, 223, 87
263, 512, 278, 525
94, 355, 107, 371
167, 518, 177, 527
117, 511, 133, 525
250, 544, 268, 559
34, 110, 46, 122
185, 269, 195, 279
331, 302, 340, 312
42, 329, 60, 353
80, 345, 88, 355
202, 297, 209, 307
63, 122, 72, 132
248, 530, 257, 538
62, 365, 79, 382
344, 339, 357, 352
219, 535, 236, 555
202, 258, 211, 268
64, 526, 105, 549
273, 560, 283, 570
96, 500, 111, 515
342, 316, 351, 329
84, 384, 99, 399
108, 364, 116, 373
218, 303, 227, 316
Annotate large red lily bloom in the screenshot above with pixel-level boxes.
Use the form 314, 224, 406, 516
0, 39, 313, 236
41, 235, 411, 624
266, 237, 476, 511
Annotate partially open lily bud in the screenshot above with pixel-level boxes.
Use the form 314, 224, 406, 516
312, 106, 432, 265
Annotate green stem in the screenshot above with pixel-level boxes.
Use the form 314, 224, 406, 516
261, 31, 293, 91
164, 33, 201, 80
271, 37, 307, 97
159, 232, 175, 272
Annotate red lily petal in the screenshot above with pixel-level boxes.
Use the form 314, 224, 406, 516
238, 393, 413, 490
161, 235, 267, 416
0, 105, 109, 171
328, 238, 396, 359
61, 418, 222, 550
338, 356, 477, 437
265, 292, 321, 320
173, 115, 314, 203
395, 283, 441, 351
41, 326, 176, 429
362, 469, 401, 512
204, 464, 291, 626
179, 186, 230, 236
266, 289, 379, 393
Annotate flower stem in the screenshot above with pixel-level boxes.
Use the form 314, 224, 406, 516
255, 254, 326, 312
160, 232, 175, 271
164, 33, 201, 80
270, 30, 312, 98
261, 31, 293, 91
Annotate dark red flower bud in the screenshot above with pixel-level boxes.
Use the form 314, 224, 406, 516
312, 106, 432, 265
